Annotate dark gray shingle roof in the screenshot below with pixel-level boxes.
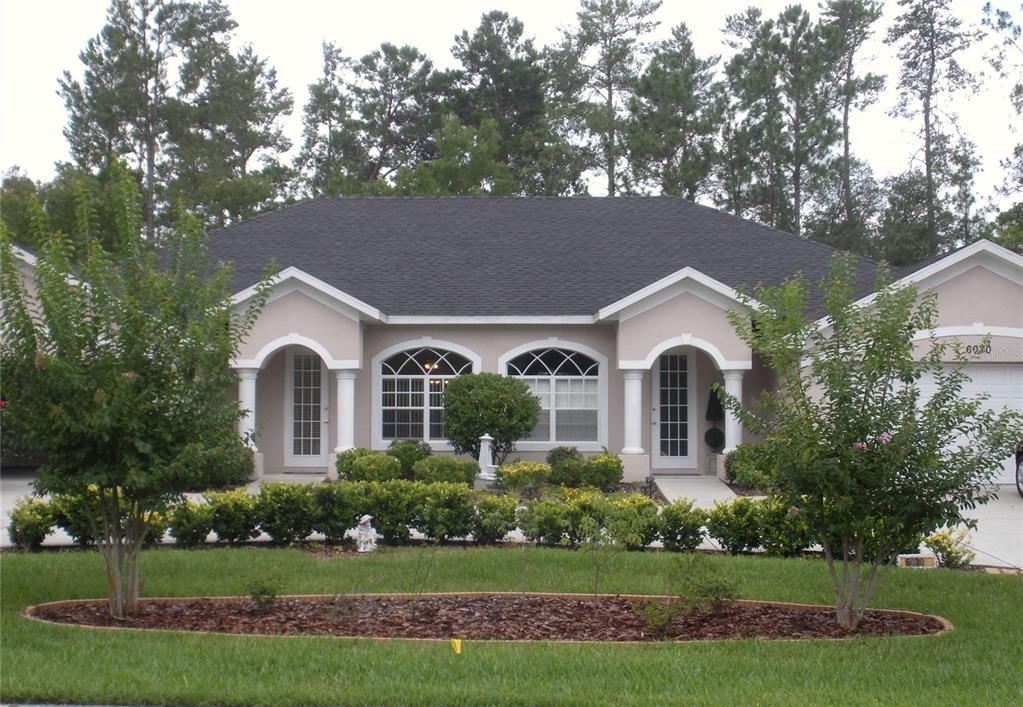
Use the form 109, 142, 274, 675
209, 197, 881, 316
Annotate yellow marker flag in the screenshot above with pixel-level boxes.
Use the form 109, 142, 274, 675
451, 638, 462, 655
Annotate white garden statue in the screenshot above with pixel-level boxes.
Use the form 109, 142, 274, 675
356, 514, 378, 553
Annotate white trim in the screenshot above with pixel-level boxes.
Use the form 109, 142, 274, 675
597, 267, 758, 321
283, 348, 330, 468
912, 325, 1023, 341
497, 338, 610, 452
619, 334, 752, 371
371, 338, 482, 452
386, 315, 596, 325
232, 266, 383, 321
651, 351, 698, 470
231, 332, 360, 370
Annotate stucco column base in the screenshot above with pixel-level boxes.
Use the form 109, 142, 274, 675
473, 476, 498, 491
327, 451, 341, 482
620, 454, 651, 483
714, 453, 728, 482
251, 452, 264, 481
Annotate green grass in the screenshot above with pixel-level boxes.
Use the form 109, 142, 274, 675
2, 546, 1021, 706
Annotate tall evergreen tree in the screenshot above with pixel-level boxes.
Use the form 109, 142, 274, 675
624, 24, 724, 198
396, 116, 515, 195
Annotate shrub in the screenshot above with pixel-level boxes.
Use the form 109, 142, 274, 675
496, 460, 550, 494
188, 438, 255, 489
362, 480, 426, 544
411, 456, 479, 485
756, 497, 815, 557
547, 447, 585, 487
349, 453, 403, 482
546, 446, 583, 467
254, 482, 317, 544
313, 481, 364, 545
335, 448, 375, 480
247, 576, 283, 610
443, 373, 541, 464
668, 553, 738, 614
924, 527, 976, 568
50, 493, 99, 547
205, 488, 258, 544
518, 499, 572, 546
142, 511, 168, 546
168, 500, 214, 547
706, 497, 761, 554
723, 444, 771, 491
560, 488, 612, 544
470, 493, 518, 544
659, 499, 707, 552
606, 494, 661, 549
581, 453, 624, 490
7, 497, 52, 551
415, 483, 474, 542
387, 440, 432, 478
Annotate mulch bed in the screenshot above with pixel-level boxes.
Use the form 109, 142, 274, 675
28, 594, 946, 642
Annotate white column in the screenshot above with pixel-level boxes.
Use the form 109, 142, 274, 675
237, 368, 259, 448
477, 433, 496, 481
622, 370, 645, 454
334, 370, 357, 452
722, 370, 745, 452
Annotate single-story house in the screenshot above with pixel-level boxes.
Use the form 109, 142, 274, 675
9, 198, 1022, 483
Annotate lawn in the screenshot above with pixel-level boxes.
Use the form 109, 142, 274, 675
2, 545, 1021, 706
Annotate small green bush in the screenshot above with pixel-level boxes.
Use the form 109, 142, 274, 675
349, 453, 403, 482
415, 482, 474, 541
470, 493, 518, 544
362, 480, 426, 544
756, 497, 815, 557
496, 460, 550, 493
142, 511, 168, 546
547, 447, 585, 487
254, 482, 317, 544
668, 553, 738, 614
723, 444, 770, 491
188, 438, 255, 489
924, 527, 976, 568
205, 488, 258, 544
335, 448, 375, 480
581, 453, 624, 490
50, 493, 99, 547
313, 481, 364, 545
606, 494, 661, 549
518, 499, 572, 546
546, 446, 583, 467
411, 456, 479, 485
168, 500, 214, 547
659, 499, 706, 552
246, 575, 283, 610
559, 488, 612, 544
706, 497, 761, 554
7, 497, 53, 551
386, 440, 432, 478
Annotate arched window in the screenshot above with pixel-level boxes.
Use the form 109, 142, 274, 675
506, 348, 599, 442
380, 347, 472, 441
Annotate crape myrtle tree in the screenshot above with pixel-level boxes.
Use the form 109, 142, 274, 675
0, 162, 273, 619
717, 255, 1021, 630
442, 373, 541, 465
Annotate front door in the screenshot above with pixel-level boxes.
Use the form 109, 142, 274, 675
651, 352, 695, 470
285, 349, 329, 468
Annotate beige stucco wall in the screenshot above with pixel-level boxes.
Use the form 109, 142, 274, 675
237, 290, 362, 364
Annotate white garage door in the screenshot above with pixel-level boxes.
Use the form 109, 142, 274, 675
918, 364, 1023, 484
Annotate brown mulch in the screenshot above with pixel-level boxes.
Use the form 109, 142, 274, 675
29, 594, 945, 642
724, 481, 762, 497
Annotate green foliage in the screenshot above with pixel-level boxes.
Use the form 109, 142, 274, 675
362, 480, 427, 544
581, 453, 625, 490
415, 483, 475, 542
142, 511, 168, 546
517, 499, 573, 547
49, 493, 99, 547
167, 500, 214, 548
6, 497, 53, 551
411, 456, 479, 485
659, 498, 707, 552
924, 527, 976, 569
335, 448, 376, 480
254, 482, 317, 544
349, 453, 403, 482
496, 461, 551, 494
667, 553, 738, 615
312, 482, 364, 545
469, 493, 518, 544
706, 498, 762, 555
246, 575, 283, 610
187, 438, 255, 489
606, 494, 661, 549
205, 489, 259, 545
723, 444, 771, 491
547, 447, 586, 487
442, 373, 541, 464
386, 440, 432, 478
755, 497, 815, 558
396, 116, 516, 195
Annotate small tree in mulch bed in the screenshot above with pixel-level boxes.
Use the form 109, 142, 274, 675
717, 254, 1021, 630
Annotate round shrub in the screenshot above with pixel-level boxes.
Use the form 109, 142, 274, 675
362, 480, 427, 544
546, 447, 585, 487
518, 499, 572, 546
7, 496, 53, 551
411, 456, 479, 485
386, 440, 432, 478
607, 494, 661, 549
581, 453, 624, 490
496, 461, 550, 494
349, 453, 403, 482
706, 497, 762, 554
255, 482, 317, 544
559, 487, 612, 543
724, 444, 770, 491
335, 447, 375, 480
470, 493, 518, 544
168, 500, 214, 547
660, 498, 707, 552
189, 438, 255, 489
443, 373, 541, 464
313, 481, 364, 545
142, 511, 168, 546
50, 492, 99, 547
756, 496, 815, 557
546, 446, 583, 467
205, 488, 258, 544
415, 483, 474, 542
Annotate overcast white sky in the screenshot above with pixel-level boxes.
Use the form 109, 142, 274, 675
0, 0, 1014, 205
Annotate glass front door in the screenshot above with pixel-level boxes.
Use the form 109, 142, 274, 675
651, 352, 694, 469
286, 350, 329, 467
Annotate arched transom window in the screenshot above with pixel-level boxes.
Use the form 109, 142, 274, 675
506, 348, 599, 442
381, 347, 472, 441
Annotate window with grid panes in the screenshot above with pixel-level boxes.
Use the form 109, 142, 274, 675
380, 347, 472, 442
506, 348, 599, 442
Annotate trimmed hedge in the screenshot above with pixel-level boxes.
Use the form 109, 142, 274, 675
168, 500, 214, 547
7, 497, 53, 551
254, 482, 317, 544
386, 440, 432, 477
312, 482, 364, 545
350, 453, 403, 482
660, 499, 706, 552
496, 461, 550, 493
205, 489, 259, 544
411, 456, 479, 485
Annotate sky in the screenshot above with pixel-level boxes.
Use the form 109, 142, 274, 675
0, 0, 1015, 206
